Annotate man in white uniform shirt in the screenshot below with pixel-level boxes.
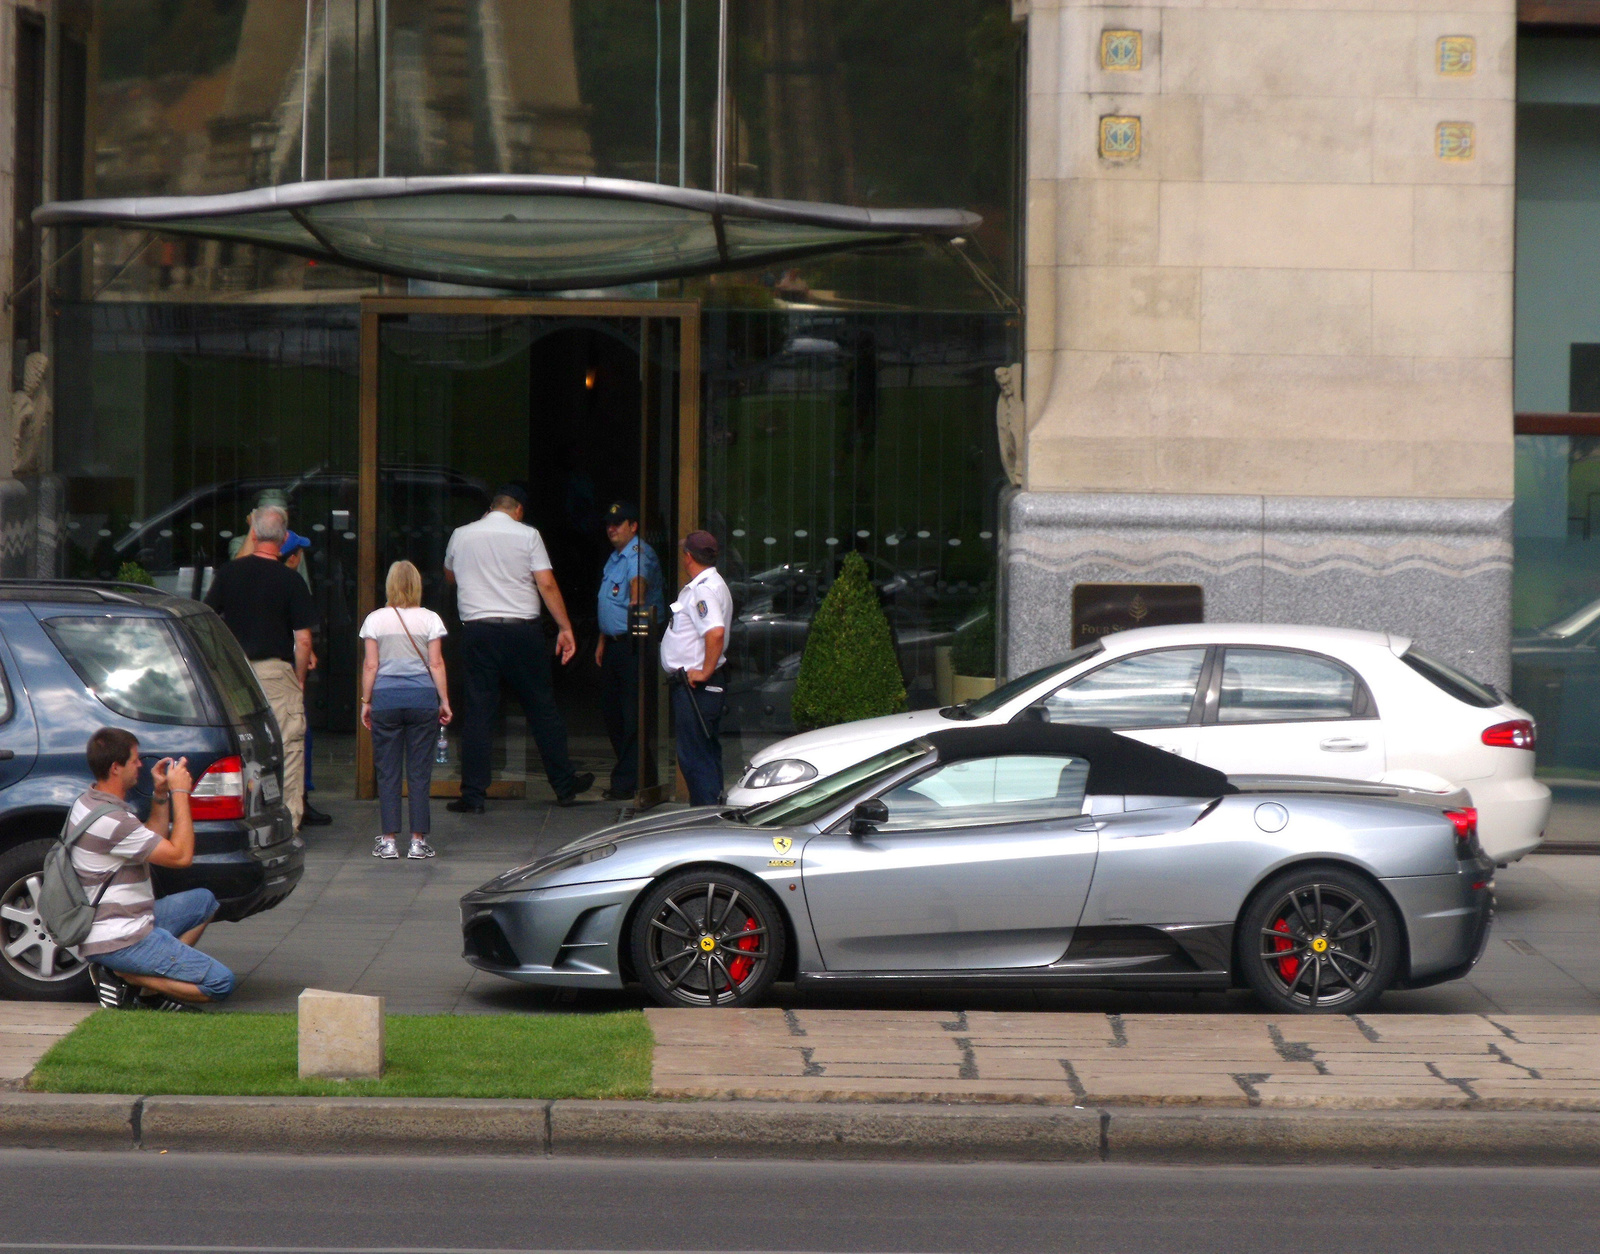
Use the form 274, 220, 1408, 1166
443, 485, 594, 811
661, 529, 733, 805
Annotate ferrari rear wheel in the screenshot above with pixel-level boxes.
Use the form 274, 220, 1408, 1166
631, 868, 787, 1008
1239, 865, 1401, 1015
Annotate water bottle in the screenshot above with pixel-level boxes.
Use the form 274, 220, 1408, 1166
435, 726, 449, 765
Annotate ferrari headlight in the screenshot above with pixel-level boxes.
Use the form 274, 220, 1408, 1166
745, 759, 818, 789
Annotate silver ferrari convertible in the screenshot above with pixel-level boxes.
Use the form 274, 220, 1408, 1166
460, 724, 1495, 1014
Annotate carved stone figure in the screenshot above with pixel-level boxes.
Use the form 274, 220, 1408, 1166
995, 362, 1024, 486
12, 353, 50, 477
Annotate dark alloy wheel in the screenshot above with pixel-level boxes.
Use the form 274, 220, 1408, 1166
631, 868, 786, 1008
0, 838, 92, 1001
1239, 865, 1401, 1015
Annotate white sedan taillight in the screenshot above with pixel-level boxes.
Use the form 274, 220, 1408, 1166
1481, 720, 1536, 750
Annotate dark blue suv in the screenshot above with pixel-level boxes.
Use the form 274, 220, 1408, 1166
0, 580, 303, 1000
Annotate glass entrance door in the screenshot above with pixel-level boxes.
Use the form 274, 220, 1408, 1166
357, 299, 698, 807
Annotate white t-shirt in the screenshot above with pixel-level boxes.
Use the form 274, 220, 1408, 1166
443, 511, 552, 621
660, 567, 733, 675
359, 605, 447, 708
68, 789, 161, 957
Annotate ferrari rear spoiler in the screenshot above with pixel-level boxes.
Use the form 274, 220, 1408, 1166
1227, 775, 1473, 811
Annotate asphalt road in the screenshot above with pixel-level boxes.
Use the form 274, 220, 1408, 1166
0, 1149, 1596, 1254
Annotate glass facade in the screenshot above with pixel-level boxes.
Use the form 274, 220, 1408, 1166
45, 1, 1021, 792
1512, 35, 1600, 777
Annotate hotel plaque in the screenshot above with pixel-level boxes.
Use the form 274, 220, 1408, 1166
1071, 583, 1203, 649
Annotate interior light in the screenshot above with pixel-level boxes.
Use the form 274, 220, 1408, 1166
584, 368, 597, 390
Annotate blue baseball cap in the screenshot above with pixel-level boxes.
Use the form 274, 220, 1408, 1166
281, 531, 311, 556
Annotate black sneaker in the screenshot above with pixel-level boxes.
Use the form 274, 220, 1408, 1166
89, 964, 139, 1010
446, 798, 485, 814
299, 801, 333, 827
137, 993, 203, 1013
555, 773, 596, 807
603, 787, 634, 801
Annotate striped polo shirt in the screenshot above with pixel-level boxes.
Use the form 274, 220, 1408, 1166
67, 788, 162, 957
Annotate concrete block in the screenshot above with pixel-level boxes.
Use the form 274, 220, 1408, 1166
1158, 182, 1414, 271
1372, 270, 1513, 358
1413, 184, 1515, 272
140, 1095, 552, 1155
1160, 8, 1416, 99
550, 1099, 1104, 1162
298, 988, 384, 1080
0, 1092, 138, 1149
1061, 266, 1200, 353
1200, 268, 1372, 357
1200, 95, 1374, 185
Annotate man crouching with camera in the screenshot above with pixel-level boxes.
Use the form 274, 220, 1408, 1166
74, 728, 236, 1011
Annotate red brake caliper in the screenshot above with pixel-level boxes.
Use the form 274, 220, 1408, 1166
726, 917, 759, 984
1272, 918, 1299, 981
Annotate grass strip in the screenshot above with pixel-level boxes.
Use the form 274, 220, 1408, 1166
30, 1010, 652, 1099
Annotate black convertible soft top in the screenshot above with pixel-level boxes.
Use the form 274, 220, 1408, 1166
923, 723, 1236, 798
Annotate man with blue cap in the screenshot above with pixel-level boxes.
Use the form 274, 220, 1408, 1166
595, 502, 665, 800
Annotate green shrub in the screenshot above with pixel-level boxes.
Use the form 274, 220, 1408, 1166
951, 611, 995, 678
791, 551, 906, 731
116, 561, 155, 587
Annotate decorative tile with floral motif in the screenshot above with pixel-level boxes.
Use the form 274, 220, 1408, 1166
1437, 36, 1476, 77
1101, 30, 1141, 72
1099, 115, 1141, 162
1437, 121, 1475, 162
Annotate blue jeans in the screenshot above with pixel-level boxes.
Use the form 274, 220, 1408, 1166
672, 680, 725, 806
370, 703, 438, 834
96, 889, 235, 1001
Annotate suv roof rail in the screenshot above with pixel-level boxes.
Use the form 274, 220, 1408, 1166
0, 579, 183, 606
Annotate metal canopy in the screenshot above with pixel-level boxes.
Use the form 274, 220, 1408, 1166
35, 176, 981, 291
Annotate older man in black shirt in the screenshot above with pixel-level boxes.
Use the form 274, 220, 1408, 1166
205, 504, 318, 829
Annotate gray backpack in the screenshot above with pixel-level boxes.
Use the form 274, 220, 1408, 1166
37, 803, 123, 948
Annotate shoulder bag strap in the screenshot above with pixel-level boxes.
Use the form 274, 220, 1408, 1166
64, 803, 132, 906
392, 607, 430, 666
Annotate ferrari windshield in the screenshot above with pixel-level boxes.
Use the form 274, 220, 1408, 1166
741, 742, 932, 828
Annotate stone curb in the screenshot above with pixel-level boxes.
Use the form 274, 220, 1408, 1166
7, 1095, 1600, 1164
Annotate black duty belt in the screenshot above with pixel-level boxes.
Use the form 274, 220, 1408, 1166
470, 616, 537, 626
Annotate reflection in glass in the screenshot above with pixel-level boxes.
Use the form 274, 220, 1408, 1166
1216, 650, 1357, 724
46, 616, 203, 724
1044, 649, 1207, 729
878, 755, 1089, 830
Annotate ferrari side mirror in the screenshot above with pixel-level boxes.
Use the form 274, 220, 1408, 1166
849, 798, 888, 836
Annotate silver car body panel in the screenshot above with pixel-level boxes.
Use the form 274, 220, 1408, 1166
461, 729, 1494, 997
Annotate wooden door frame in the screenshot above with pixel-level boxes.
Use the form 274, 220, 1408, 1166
355, 296, 702, 800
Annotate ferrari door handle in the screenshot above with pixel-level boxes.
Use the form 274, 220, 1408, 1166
1320, 737, 1368, 752
1075, 819, 1108, 832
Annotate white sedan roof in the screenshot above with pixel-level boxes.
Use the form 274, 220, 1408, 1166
1091, 623, 1408, 658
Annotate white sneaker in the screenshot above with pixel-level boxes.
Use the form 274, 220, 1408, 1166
408, 838, 436, 860
373, 836, 399, 859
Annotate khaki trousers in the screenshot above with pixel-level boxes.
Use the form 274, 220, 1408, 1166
251, 658, 305, 829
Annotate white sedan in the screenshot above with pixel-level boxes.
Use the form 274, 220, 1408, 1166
727, 623, 1551, 863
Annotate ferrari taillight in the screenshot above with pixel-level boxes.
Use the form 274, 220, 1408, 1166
1445, 807, 1481, 860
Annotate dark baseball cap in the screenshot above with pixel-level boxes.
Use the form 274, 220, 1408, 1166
604, 501, 639, 525
491, 483, 530, 509
681, 530, 719, 563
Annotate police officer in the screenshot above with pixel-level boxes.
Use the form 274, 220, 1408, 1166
594, 502, 665, 800
661, 530, 733, 805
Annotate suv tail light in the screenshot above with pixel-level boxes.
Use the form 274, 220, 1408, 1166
189, 755, 245, 821
1445, 807, 1481, 859
1482, 720, 1536, 750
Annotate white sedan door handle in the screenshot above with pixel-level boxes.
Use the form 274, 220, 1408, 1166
1320, 737, 1368, 752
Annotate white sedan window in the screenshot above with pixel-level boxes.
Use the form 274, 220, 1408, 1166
1041, 648, 1207, 728
878, 755, 1089, 830
1218, 649, 1358, 723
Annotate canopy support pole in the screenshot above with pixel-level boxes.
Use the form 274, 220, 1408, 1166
714, 0, 728, 193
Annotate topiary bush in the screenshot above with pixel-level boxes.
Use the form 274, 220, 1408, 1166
791, 551, 906, 731
951, 611, 995, 679
116, 561, 156, 587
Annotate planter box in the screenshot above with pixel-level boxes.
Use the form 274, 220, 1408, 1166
951, 674, 996, 703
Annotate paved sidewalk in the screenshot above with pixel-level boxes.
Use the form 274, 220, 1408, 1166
0, 1003, 93, 1089
649, 1008, 1600, 1109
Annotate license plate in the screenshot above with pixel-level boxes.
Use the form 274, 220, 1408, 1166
262, 774, 281, 804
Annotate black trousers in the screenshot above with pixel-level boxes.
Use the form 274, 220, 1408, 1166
599, 635, 639, 794
459, 619, 578, 803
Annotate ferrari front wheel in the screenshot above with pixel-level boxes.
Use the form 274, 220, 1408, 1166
1238, 865, 1401, 1015
630, 868, 787, 1008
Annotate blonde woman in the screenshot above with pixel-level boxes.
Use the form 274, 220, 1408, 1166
359, 561, 452, 860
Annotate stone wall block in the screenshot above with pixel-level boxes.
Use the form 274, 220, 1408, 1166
1200, 268, 1372, 356
1062, 266, 1201, 353
1059, 179, 1161, 267
1412, 14, 1517, 100
1372, 270, 1513, 359
1412, 184, 1515, 272
1158, 183, 1414, 271
1160, 9, 1416, 99
1372, 98, 1515, 186
1200, 95, 1374, 184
